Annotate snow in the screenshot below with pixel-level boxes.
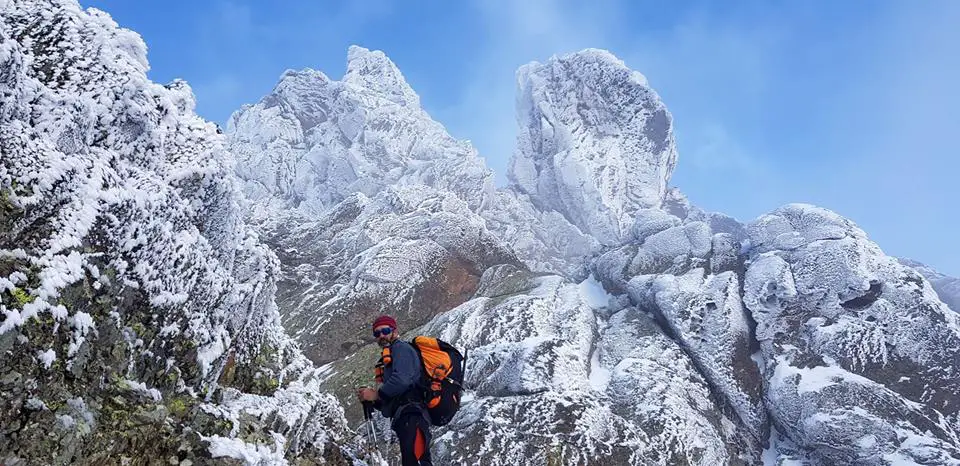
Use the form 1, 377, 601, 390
227, 46, 494, 220
770, 355, 878, 395
38, 349, 56, 369
0, 3, 352, 463
631, 208, 682, 242
205, 433, 288, 465
578, 274, 612, 309
5, 5, 960, 463
196, 336, 228, 378
761, 427, 808, 465
481, 188, 599, 279
70, 311, 94, 335
344, 45, 420, 107
221, 41, 960, 464
899, 258, 960, 313
588, 344, 611, 392
25, 397, 48, 411
124, 379, 162, 402
746, 203, 960, 464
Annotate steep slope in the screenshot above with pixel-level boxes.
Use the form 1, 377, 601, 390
0, 1, 353, 464
320, 265, 753, 465
481, 50, 684, 280
485, 48, 960, 464
898, 258, 960, 313
423, 265, 747, 465
480, 188, 599, 280
264, 185, 519, 365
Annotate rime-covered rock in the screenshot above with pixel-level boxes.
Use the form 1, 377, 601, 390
480, 188, 599, 280
0, 1, 352, 463
745, 204, 960, 464
508, 49, 678, 246
594, 209, 765, 459
416, 267, 743, 465
226, 48, 526, 368
627, 270, 766, 451
631, 208, 682, 243
9, 3, 959, 463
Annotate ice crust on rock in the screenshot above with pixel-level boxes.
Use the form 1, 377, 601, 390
508, 49, 679, 246
227, 45, 495, 219
744, 204, 960, 464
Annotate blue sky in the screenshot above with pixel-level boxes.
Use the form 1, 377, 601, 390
81, 0, 960, 276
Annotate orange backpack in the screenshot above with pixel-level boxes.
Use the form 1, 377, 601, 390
410, 336, 467, 426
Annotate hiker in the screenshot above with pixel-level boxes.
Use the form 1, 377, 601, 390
357, 315, 433, 466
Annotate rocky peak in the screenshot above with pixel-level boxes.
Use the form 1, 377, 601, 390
227, 46, 494, 218
344, 45, 419, 107
508, 48, 678, 246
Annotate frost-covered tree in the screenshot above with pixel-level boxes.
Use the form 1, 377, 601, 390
0, 1, 352, 463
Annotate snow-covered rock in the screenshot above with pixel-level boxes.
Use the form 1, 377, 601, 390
7, 3, 958, 463
0, 1, 351, 463
631, 208, 682, 243
227, 48, 526, 367
745, 204, 960, 464
508, 49, 678, 246
628, 270, 766, 449
591, 207, 766, 458
417, 266, 744, 465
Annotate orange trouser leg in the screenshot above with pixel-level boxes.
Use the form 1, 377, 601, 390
395, 411, 432, 466
415, 427, 426, 459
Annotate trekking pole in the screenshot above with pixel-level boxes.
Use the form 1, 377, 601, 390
362, 400, 379, 444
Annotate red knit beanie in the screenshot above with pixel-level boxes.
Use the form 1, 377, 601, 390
372, 314, 397, 330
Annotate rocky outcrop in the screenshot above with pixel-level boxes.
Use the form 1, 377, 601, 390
226, 49, 520, 367
226, 43, 960, 466
480, 188, 599, 280
5, 2, 960, 464
508, 49, 678, 246
745, 204, 960, 464
589, 206, 765, 459
227, 46, 495, 220
418, 265, 746, 465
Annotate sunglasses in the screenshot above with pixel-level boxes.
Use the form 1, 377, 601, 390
373, 327, 393, 338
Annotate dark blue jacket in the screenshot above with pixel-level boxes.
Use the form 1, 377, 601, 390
376, 339, 424, 419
